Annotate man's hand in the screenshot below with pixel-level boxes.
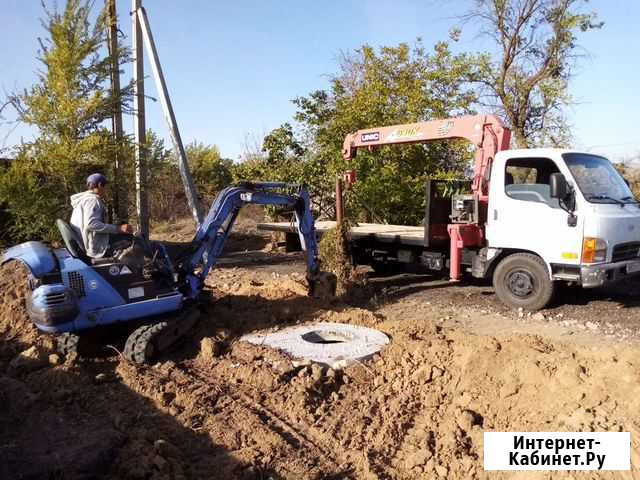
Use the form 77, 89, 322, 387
118, 223, 134, 234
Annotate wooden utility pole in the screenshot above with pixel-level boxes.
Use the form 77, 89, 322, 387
132, 0, 149, 237
107, 0, 127, 222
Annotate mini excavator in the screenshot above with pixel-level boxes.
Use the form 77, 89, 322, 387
2, 182, 336, 363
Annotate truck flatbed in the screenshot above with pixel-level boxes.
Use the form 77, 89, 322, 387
257, 221, 425, 247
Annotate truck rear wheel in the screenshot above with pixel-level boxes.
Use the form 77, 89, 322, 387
493, 253, 554, 311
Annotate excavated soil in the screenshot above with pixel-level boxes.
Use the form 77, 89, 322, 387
3, 242, 640, 478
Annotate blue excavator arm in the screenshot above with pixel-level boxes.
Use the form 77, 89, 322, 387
180, 182, 330, 299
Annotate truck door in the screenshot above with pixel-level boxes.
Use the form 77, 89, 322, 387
486, 156, 584, 266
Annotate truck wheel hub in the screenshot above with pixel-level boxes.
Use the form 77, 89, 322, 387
507, 270, 534, 297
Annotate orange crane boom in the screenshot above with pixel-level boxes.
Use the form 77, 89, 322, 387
342, 114, 511, 200
340, 114, 512, 280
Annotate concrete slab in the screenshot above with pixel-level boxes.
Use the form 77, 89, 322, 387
241, 322, 390, 369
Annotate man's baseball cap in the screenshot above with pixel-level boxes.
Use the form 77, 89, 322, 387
87, 173, 108, 186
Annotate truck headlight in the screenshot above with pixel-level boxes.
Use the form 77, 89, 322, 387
582, 237, 607, 263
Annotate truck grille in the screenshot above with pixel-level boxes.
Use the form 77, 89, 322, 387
67, 272, 86, 297
612, 242, 640, 263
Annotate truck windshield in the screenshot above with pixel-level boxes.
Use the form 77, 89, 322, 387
562, 153, 636, 204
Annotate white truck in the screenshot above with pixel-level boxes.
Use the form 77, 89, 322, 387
259, 115, 640, 310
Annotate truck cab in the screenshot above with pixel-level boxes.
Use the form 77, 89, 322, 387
486, 149, 640, 309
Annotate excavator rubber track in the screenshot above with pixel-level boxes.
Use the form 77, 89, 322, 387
124, 307, 201, 364
56, 330, 109, 358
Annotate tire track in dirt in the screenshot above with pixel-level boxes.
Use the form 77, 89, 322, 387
188, 365, 349, 472
119, 357, 352, 478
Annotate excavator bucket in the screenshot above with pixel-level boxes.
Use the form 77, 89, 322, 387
308, 271, 337, 299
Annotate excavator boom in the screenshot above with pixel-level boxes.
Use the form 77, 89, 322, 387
182, 182, 332, 299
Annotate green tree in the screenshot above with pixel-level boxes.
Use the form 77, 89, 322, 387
233, 125, 305, 188
243, 40, 479, 224
134, 130, 177, 221
1, 0, 132, 242
461, 0, 603, 147
185, 141, 233, 200
0, 152, 63, 244
262, 123, 305, 163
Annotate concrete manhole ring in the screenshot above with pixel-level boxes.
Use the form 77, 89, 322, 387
240, 322, 390, 369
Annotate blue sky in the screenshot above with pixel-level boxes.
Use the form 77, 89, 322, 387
1, 0, 638, 161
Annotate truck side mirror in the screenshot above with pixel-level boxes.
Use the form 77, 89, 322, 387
550, 173, 567, 199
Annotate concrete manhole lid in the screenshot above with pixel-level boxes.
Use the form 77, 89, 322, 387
240, 322, 390, 369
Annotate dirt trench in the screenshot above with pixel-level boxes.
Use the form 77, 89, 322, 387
3, 250, 640, 479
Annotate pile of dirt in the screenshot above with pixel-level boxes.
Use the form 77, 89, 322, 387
0, 262, 48, 360
2, 259, 640, 478
0, 263, 245, 480
121, 305, 640, 479
131, 267, 640, 478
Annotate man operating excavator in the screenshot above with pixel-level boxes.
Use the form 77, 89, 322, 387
69, 173, 147, 260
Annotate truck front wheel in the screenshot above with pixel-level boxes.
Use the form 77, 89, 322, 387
493, 253, 554, 311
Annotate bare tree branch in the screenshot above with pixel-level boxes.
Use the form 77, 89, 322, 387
460, 0, 602, 147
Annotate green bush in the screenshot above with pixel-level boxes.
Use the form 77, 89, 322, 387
1, 0, 131, 245
0, 160, 66, 244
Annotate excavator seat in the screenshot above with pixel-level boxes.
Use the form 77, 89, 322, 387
55, 219, 116, 265
56, 219, 89, 260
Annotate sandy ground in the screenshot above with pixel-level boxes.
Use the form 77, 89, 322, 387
3, 215, 640, 479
